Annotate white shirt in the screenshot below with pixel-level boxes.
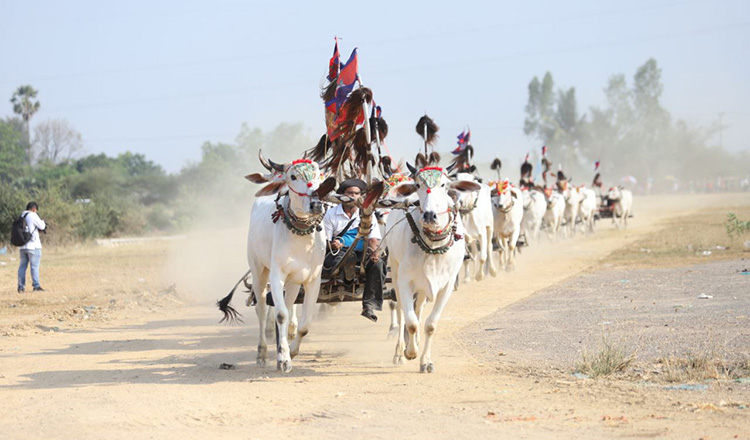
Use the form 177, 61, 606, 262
20, 211, 46, 250
323, 204, 381, 241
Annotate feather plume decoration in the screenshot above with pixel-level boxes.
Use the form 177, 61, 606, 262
415, 115, 439, 147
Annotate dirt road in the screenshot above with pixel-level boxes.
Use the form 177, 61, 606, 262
1, 194, 749, 439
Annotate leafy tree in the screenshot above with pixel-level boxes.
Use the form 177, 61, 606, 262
524, 73, 586, 177
0, 117, 30, 182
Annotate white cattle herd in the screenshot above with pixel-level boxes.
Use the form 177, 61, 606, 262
216, 40, 635, 374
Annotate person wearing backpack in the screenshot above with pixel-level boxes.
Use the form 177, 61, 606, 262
15, 202, 46, 293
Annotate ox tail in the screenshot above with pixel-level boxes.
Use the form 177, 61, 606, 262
217, 268, 251, 325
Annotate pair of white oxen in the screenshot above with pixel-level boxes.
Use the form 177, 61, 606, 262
244, 158, 482, 373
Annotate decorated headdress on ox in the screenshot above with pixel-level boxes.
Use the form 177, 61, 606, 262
245, 151, 336, 204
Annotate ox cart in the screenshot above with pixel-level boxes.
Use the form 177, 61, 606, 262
243, 240, 397, 307
594, 194, 614, 220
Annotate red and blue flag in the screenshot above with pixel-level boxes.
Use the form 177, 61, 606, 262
327, 38, 340, 81
451, 129, 471, 155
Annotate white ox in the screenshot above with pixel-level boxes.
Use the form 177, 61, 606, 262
577, 186, 597, 234
242, 157, 336, 373
490, 180, 524, 271
454, 173, 496, 282
543, 188, 565, 239
385, 165, 480, 372
520, 188, 547, 244
607, 186, 633, 229
562, 183, 583, 237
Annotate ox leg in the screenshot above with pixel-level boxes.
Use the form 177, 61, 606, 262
265, 306, 275, 340
253, 269, 271, 367
290, 279, 320, 359
475, 232, 487, 281
269, 272, 293, 373
420, 285, 453, 373
288, 304, 298, 341
507, 232, 519, 272
486, 228, 498, 277
391, 264, 407, 365
388, 300, 399, 339
461, 241, 473, 285
397, 279, 419, 361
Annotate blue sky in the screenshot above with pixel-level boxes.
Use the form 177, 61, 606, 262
2, 0, 748, 173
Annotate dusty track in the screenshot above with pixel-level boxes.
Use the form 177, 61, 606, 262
1, 194, 749, 439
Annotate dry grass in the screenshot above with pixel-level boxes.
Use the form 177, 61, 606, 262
0, 242, 176, 335
603, 206, 750, 269
656, 351, 750, 383
576, 336, 637, 378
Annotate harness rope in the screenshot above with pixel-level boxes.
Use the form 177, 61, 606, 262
404, 208, 461, 255
458, 192, 479, 215
272, 195, 324, 236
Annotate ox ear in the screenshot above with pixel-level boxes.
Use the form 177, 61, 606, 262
363, 180, 385, 209
511, 191, 518, 199
449, 179, 481, 192
245, 173, 269, 184
255, 181, 285, 197
314, 176, 337, 199
393, 183, 418, 198
448, 179, 481, 203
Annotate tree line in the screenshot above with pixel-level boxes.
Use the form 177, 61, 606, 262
2, 59, 747, 245
1, 86, 313, 244
524, 58, 749, 190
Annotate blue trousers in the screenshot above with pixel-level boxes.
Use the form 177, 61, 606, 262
18, 249, 42, 290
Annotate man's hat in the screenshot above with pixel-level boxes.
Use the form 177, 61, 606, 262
337, 178, 367, 194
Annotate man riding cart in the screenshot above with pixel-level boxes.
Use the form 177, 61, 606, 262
322, 178, 386, 322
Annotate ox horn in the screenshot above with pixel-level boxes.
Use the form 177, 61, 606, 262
268, 158, 285, 173
406, 162, 418, 176
258, 149, 272, 171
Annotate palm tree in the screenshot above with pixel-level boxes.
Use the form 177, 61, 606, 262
10, 85, 41, 163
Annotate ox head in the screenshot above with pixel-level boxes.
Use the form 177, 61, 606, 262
245, 152, 336, 218
607, 186, 623, 201
394, 164, 480, 230
520, 187, 533, 210
452, 172, 482, 213
490, 179, 516, 211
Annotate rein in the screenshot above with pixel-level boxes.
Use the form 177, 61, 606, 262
272, 195, 324, 236
404, 208, 461, 255
497, 195, 515, 213
458, 193, 479, 215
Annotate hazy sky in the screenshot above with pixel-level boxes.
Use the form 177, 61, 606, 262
2, 0, 748, 173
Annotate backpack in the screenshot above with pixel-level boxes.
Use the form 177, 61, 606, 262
10, 213, 34, 247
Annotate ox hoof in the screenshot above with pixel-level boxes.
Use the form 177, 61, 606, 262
393, 354, 406, 365
277, 360, 292, 373
256, 357, 266, 367
420, 363, 435, 373
289, 343, 300, 359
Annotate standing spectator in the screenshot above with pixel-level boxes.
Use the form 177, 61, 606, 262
17, 202, 46, 293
